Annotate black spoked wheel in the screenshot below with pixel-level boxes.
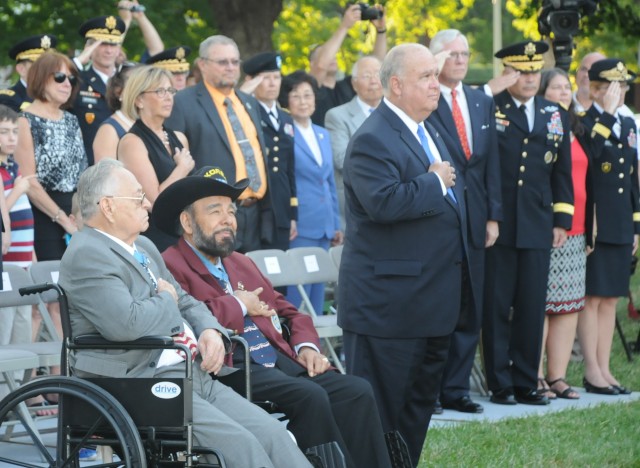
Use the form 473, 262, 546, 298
0, 376, 146, 467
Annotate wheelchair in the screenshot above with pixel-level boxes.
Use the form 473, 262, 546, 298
0, 282, 227, 467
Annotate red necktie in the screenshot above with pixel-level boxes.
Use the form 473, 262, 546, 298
451, 89, 471, 160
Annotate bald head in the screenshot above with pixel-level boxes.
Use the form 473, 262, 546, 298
577, 52, 606, 100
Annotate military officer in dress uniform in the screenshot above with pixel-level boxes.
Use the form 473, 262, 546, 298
242, 52, 298, 251
146, 46, 192, 91
579, 59, 640, 396
0, 34, 57, 112
72, 15, 126, 166
482, 41, 574, 406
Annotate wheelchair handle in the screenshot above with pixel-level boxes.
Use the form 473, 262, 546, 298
19, 282, 62, 297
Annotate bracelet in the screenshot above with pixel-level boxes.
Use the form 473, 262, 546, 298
376, 28, 387, 34
51, 209, 63, 223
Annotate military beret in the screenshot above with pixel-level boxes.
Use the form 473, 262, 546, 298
242, 52, 282, 76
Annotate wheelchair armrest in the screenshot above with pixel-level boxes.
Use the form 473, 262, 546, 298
72, 334, 176, 350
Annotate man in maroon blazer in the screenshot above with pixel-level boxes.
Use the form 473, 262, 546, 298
154, 166, 392, 468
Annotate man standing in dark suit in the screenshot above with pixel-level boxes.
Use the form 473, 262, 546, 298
482, 41, 574, 406
166, 35, 274, 253
427, 29, 503, 414
339, 43, 469, 466
0, 35, 57, 112
241, 52, 298, 251
72, 15, 126, 165
155, 166, 391, 468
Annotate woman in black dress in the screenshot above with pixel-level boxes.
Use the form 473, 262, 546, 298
117, 66, 194, 251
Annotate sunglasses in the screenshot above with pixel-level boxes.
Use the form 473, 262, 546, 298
53, 72, 77, 86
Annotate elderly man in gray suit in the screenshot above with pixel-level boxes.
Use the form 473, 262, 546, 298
325, 56, 383, 228
58, 159, 311, 468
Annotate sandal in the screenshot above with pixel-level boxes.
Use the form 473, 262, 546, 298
547, 377, 580, 400
537, 377, 557, 400
27, 399, 58, 417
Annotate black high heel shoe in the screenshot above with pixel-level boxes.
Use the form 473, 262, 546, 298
583, 378, 619, 395
611, 385, 632, 395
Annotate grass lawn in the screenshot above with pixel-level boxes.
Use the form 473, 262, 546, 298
418, 271, 640, 467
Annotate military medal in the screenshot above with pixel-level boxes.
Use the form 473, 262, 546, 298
628, 128, 637, 149
544, 151, 553, 164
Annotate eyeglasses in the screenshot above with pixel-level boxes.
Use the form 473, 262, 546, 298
354, 73, 380, 81
446, 51, 470, 61
53, 72, 77, 86
98, 193, 147, 206
200, 57, 242, 67
141, 87, 178, 97
289, 93, 315, 102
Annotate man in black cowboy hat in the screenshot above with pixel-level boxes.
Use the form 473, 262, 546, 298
482, 40, 574, 406
155, 166, 393, 468
0, 34, 57, 112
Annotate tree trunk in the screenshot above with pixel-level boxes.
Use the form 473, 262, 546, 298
209, 0, 283, 58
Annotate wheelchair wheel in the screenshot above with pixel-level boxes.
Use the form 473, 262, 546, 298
0, 376, 146, 467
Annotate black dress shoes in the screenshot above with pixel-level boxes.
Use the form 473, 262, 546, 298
612, 385, 631, 395
583, 378, 619, 395
432, 399, 443, 415
489, 388, 517, 405
442, 396, 484, 413
514, 388, 550, 405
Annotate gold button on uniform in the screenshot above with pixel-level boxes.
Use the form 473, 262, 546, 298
620, 158, 625, 163
518, 180, 523, 186
273, 157, 279, 162
273, 167, 279, 172
520, 166, 525, 172
619, 173, 624, 179
273, 136, 279, 142
618, 143, 623, 149
273, 146, 279, 152
619, 188, 624, 194
522, 151, 527, 157
523, 138, 528, 144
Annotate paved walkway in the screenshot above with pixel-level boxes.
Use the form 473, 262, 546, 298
431, 387, 640, 427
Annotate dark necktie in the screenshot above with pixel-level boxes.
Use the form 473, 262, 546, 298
133, 249, 197, 362
519, 104, 530, 132
223, 97, 261, 191
212, 263, 277, 368
451, 89, 471, 159
416, 126, 457, 203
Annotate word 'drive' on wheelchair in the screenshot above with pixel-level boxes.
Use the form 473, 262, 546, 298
0, 281, 226, 467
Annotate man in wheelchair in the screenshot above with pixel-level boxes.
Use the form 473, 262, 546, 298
59, 159, 312, 468
154, 166, 393, 468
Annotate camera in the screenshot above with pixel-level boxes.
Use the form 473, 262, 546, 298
537, 0, 598, 71
118, 4, 146, 13
356, 3, 383, 21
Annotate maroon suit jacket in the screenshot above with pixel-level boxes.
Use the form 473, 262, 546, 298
163, 238, 321, 366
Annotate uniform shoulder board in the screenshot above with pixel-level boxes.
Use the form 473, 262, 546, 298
576, 111, 586, 117
0, 89, 16, 96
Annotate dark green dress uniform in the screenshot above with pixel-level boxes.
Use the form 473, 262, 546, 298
72, 16, 125, 166
242, 52, 298, 251
482, 41, 574, 400
582, 59, 640, 297
0, 34, 58, 112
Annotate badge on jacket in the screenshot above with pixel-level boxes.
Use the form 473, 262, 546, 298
628, 128, 637, 149
284, 123, 294, 137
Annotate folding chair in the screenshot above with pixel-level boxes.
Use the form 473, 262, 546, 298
245, 249, 299, 289
0, 264, 61, 371
28, 260, 62, 342
286, 247, 345, 373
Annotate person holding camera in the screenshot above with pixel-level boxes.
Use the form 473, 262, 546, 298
309, 2, 387, 126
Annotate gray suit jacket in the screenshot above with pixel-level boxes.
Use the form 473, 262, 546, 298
59, 228, 228, 378
324, 96, 369, 228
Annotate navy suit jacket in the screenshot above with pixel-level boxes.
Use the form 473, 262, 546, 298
338, 101, 469, 338
294, 123, 340, 239
428, 85, 503, 249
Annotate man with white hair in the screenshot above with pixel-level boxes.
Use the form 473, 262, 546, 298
427, 29, 502, 415
339, 43, 469, 466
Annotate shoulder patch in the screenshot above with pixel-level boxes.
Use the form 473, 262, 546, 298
0, 89, 16, 96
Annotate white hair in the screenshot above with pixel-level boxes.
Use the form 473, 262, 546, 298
429, 29, 469, 55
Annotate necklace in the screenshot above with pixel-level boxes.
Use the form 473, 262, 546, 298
115, 110, 134, 129
159, 129, 170, 146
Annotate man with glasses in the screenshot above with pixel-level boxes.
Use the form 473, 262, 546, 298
0, 35, 57, 112
427, 29, 502, 415
167, 35, 274, 253
60, 159, 312, 468
72, 15, 126, 165
325, 56, 383, 228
